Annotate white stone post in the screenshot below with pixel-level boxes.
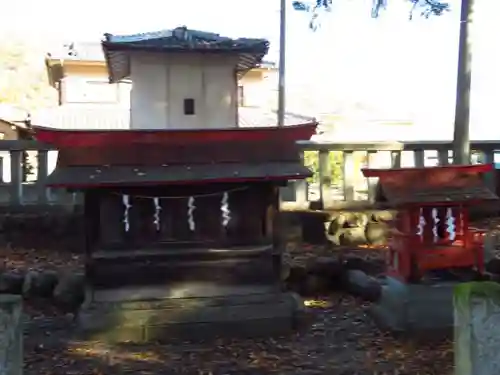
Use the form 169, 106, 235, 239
454, 282, 500, 375
0, 295, 22, 375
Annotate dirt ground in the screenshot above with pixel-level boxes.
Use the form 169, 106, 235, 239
22, 294, 453, 375
12, 212, 500, 374
0, 241, 457, 375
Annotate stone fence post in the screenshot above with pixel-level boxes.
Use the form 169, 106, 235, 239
0, 295, 22, 375
454, 282, 500, 375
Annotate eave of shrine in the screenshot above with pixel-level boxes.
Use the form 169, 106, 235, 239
33, 122, 318, 148
45, 162, 311, 189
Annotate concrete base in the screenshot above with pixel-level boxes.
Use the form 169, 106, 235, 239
369, 276, 456, 335
78, 285, 305, 342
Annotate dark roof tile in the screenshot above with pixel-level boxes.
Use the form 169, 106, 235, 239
102, 27, 270, 82
46, 163, 311, 188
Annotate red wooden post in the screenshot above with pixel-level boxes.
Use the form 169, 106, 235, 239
452, 206, 464, 243
422, 207, 435, 245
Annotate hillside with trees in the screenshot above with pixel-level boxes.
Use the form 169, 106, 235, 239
0, 38, 56, 111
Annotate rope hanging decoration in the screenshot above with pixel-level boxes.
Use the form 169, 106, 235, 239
221, 192, 231, 227
153, 197, 161, 231
187, 196, 196, 232
122, 195, 132, 232
115, 186, 247, 233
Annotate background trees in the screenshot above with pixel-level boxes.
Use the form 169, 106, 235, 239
0, 39, 56, 111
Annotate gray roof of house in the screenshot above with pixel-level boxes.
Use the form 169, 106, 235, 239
47, 42, 105, 62
46, 41, 277, 69
0, 104, 28, 123
103, 27, 268, 53
31, 106, 314, 131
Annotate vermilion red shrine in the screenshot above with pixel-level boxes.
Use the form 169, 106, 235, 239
35, 26, 318, 342
362, 164, 498, 283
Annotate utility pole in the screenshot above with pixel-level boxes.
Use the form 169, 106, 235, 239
452, 0, 473, 164
277, 0, 286, 127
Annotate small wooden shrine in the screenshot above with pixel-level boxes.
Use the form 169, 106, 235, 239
36, 27, 318, 341
362, 164, 498, 283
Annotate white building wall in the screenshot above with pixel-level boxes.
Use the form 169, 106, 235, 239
130, 53, 238, 130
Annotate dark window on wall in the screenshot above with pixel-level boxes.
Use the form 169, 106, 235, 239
184, 98, 195, 115
238, 85, 245, 106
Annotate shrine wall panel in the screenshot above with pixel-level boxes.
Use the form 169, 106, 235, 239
130, 53, 238, 130
57, 141, 300, 167
93, 183, 276, 249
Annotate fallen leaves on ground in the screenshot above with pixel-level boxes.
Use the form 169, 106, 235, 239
23, 294, 453, 375
0, 242, 453, 374
0, 246, 83, 272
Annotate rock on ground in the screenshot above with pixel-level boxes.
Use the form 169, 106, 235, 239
0, 271, 25, 295
23, 270, 59, 299
344, 269, 382, 302
53, 272, 85, 314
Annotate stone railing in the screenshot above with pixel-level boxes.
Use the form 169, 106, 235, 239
0, 140, 76, 208
0, 139, 498, 212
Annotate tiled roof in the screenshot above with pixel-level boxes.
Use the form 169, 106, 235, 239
103, 27, 269, 52
0, 104, 28, 123
47, 163, 311, 188
31, 106, 315, 131
46, 41, 276, 69
238, 107, 314, 128
102, 27, 270, 82
31, 106, 130, 130
46, 42, 105, 62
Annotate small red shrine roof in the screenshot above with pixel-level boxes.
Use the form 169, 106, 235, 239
362, 164, 498, 206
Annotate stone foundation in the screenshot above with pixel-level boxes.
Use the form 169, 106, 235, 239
0, 295, 23, 375
454, 282, 500, 375
370, 276, 456, 334
78, 286, 305, 342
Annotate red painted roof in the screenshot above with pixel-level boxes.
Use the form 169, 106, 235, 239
362, 164, 498, 206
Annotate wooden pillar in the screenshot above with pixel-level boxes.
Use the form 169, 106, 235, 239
422, 207, 435, 245
453, 206, 465, 243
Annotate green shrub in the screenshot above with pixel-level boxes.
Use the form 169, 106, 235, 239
303, 151, 343, 185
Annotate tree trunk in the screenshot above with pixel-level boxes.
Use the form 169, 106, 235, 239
453, 0, 474, 165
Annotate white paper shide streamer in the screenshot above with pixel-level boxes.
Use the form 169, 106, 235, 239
116, 187, 247, 233
187, 196, 196, 231
153, 197, 161, 231
220, 192, 231, 227
122, 194, 132, 232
